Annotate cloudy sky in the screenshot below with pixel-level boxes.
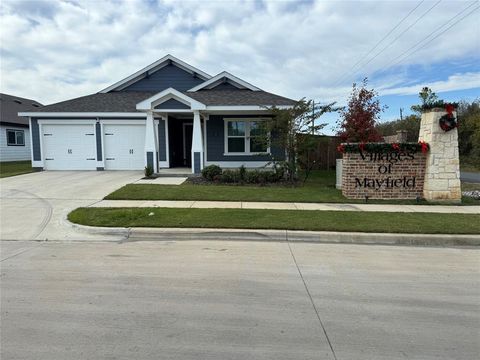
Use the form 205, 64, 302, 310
1, 0, 478, 133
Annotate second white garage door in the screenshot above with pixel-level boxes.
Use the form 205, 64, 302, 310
103, 124, 146, 170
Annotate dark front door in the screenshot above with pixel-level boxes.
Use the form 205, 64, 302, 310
183, 124, 193, 167
168, 117, 193, 167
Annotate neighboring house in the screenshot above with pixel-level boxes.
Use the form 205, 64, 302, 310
19, 54, 296, 174
1, 93, 42, 162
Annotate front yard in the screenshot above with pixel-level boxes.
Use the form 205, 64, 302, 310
0, 161, 34, 178
68, 207, 480, 234
106, 170, 478, 205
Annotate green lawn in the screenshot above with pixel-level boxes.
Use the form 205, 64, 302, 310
0, 161, 34, 178
68, 207, 480, 234
106, 170, 477, 205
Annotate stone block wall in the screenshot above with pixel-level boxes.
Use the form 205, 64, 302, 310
418, 109, 461, 202
341, 151, 426, 199
384, 130, 408, 143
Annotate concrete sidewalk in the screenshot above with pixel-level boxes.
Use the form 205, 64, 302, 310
91, 199, 480, 214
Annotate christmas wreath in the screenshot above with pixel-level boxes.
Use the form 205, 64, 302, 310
439, 103, 458, 132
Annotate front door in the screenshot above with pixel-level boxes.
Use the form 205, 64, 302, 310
183, 123, 193, 167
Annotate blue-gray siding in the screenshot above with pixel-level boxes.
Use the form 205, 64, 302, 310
158, 119, 167, 161
146, 152, 154, 169
95, 122, 102, 161
193, 152, 201, 174
206, 115, 284, 162
31, 118, 41, 161
121, 64, 204, 92
155, 98, 190, 110
203, 82, 241, 91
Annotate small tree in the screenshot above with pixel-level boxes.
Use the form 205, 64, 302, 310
411, 87, 439, 113
337, 78, 384, 142
262, 99, 340, 183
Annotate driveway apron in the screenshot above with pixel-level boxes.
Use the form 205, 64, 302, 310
0, 171, 142, 241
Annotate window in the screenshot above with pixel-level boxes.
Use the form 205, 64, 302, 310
225, 119, 269, 154
7, 129, 25, 146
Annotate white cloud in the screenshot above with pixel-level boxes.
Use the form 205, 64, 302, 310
0, 0, 478, 104
379, 72, 480, 96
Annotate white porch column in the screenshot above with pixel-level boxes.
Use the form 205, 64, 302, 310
191, 110, 204, 174
145, 111, 158, 172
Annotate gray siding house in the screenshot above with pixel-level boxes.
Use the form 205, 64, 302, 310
19, 55, 295, 174
1, 93, 43, 162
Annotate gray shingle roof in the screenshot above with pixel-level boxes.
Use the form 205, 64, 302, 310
186, 90, 296, 106
28, 90, 296, 113
1, 93, 43, 125
30, 92, 157, 113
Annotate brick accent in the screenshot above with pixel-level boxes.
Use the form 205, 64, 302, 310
341, 151, 426, 199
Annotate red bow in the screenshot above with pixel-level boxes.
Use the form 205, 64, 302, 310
337, 144, 345, 153
445, 103, 455, 115
392, 143, 400, 151
418, 141, 429, 153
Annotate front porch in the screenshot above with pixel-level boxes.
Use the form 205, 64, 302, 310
137, 89, 206, 175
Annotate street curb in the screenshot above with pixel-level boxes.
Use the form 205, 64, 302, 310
64, 219, 480, 246
65, 218, 130, 238
127, 227, 480, 246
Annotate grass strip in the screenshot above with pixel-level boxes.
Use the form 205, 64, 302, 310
0, 161, 34, 178
68, 207, 480, 234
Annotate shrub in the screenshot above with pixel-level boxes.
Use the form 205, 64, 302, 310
265, 170, 281, 183
221, 169, 241, 183
245, 170, 261, 184
239, 165, 246, 182
144, 166, 153, 178
202, 165, 222, 181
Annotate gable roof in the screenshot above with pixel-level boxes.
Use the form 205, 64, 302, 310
188, 71, 261, 92
1, 93, 43, 125
136, 88, 206, 111
99, 54, 212, 93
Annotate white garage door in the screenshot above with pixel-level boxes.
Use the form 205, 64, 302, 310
103, 124, 145, 170
42, 124, 96, 170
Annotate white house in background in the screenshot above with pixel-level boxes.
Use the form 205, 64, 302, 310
18, 54, 296, 174
0, 93, 43, 162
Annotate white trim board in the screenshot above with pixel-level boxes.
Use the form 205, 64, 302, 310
99, 54, 212, 93
188, 71, 261, 92
136, 88, 206, 111
205, 161, 272, 168
19, 112, 146, 117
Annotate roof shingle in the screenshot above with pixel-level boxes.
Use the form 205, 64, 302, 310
27, 90, 296, 113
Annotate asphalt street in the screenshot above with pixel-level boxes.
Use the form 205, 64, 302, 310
1, 240, 479, 360
461, 171, 480, 183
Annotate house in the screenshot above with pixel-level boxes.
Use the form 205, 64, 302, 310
1, 93, 42, 162
19, 55, 296, 174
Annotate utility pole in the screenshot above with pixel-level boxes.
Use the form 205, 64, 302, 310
400, 108, 404, 121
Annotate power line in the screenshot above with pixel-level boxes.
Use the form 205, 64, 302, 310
376, 2, 479, 72
333, 0, 425, 86
345, 0, 442, 82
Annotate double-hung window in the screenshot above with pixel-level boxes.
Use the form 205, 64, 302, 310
6, 129, 25, 146
225, 119, 269, 155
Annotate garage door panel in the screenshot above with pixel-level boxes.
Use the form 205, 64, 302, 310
103, 124, 145, 170
42, 124, 96, 170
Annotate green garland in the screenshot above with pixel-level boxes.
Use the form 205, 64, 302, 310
337, 142, 429, 154
421, 101, 458, 111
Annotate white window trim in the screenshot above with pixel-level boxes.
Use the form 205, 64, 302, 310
6, 129, 25, 146
223, 118, 270, 156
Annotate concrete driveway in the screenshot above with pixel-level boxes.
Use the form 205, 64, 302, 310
1, 240, 479, 360
0, 171, 142, 241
